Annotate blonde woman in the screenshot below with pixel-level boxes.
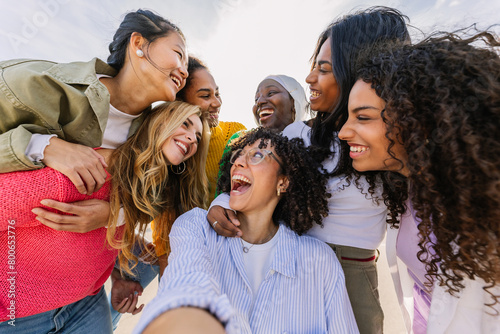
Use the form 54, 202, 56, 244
0, 101, 210, 333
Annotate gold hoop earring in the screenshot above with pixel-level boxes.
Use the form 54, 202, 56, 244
170, 162, 186, 175
277, 187, 281, 197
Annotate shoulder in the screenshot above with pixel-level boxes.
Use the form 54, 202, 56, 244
283, 225, 338, 268
218, 121, 247, 141
173, 208, 211, 235
282, 121, 311, 142
176, 207, 208, 224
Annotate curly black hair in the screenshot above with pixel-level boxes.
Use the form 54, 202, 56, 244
216, 127, 330, 235
357, 31, 500, 303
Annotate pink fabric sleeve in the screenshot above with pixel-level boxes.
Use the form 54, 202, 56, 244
0, 167, 110, 231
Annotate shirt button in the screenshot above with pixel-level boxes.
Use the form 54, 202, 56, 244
269, 270, 275, 275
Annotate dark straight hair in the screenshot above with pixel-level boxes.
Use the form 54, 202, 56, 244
107, 9, 184, 71
176, 56, 208, 102
310, 6, 409, 170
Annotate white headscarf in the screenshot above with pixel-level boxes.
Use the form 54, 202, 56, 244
263, 74, 309, 122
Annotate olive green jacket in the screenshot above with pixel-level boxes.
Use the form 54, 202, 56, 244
0, 58, 146, 172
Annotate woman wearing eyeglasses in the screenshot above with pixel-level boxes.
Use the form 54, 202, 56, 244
133, 128, 358, 334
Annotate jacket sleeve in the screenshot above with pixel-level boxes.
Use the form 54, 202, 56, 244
0, 59, 107, 173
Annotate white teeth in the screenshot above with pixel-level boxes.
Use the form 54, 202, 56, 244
170, 75, 180, 88
350, 146, 368, 153
259, 109, 274, 117
232, 174, 251, 185
175, 140, 187, 154
310, 91, 321, 98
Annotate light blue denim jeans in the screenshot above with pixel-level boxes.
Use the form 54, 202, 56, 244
0, 287, 112, 334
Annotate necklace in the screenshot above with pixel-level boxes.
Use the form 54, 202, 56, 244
240, 238, 254, 253
240, 228, 277, 253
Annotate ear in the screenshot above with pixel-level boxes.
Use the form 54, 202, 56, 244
277, 176, 290, 193
130, 32, 146, 54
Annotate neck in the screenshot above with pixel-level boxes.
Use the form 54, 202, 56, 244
238, 210, 278, 244
100, 69, 152, 115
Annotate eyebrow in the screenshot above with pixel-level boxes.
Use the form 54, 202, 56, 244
318, 60, 332, 66
351, 106, 380, 113
196, 88, 211, 93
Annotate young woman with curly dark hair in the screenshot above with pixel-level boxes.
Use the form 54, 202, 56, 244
339, 32, 500, 333
207, 8, 410, 334
133, 128, 358, 334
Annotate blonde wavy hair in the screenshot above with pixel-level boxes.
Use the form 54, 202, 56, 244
106, 101, 210, 275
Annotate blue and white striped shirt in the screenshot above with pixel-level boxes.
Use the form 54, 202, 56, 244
134, 208, 359, 334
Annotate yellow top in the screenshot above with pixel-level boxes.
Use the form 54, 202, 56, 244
205, 121, 246, 202
152, 120, 246, 257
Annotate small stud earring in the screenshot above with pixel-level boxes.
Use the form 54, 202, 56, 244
136, 49, 144, 57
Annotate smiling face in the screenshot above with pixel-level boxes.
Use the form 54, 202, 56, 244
229, 140, 286, 214
138, 32, 188, 102
181, 68, 222, 128
339, 80, 408, 175
306, 37, 340, 112
162, 114, 203, 166
252, 79, 295, 131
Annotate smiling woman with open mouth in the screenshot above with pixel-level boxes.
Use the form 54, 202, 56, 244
133, 128, 359, 334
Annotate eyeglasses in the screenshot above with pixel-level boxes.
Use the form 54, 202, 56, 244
230, 148, 284, 169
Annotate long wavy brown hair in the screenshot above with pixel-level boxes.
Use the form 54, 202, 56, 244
358, 31, 500, 305
106, 101, 210, 275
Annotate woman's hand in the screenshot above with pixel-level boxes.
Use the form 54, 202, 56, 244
42, 137, 108, 195
31, 199, 110, 233
206, 205, 242, 237
110, 269, 145, 315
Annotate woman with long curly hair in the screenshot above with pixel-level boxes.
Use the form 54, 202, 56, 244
133, 128, 358, 334
0, 101, 210, 333
339, 32, 500, 333
208, 7, 410, 333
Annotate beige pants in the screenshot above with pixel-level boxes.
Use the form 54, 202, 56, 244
328, 243, 383, 334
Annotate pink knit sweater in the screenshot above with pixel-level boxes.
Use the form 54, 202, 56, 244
0, 167, 122, 321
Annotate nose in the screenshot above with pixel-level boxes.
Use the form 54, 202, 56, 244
255, 94, 267, 108
305, 70, 316, 85
212, 96, 222, 108
179, 62, 188, 80
338, 122, 353, 141
185, 130, 196, 144
233, 152, 247, 167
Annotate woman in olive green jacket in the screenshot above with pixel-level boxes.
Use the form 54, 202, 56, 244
0, 9, 188, 232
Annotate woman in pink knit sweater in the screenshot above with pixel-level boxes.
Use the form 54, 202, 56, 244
0, 101, 210, 333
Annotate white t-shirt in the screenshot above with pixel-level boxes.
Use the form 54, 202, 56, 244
26, 74, 142, 158
240, 226, 280, 311
282, 121, 387, 249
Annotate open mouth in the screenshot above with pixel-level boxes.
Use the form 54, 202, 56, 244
258, 108, 274, 122
349, 146, 368, 153
208, 111, 219, 119
170, 75, 181, 89
310, 89, 321, 100
231, 174, 252, 193
175, 140, 188, 155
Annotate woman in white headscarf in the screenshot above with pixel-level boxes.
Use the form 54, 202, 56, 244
252, 74, 309, 131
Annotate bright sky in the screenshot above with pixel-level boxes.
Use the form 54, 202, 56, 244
1, 0, 498, 128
